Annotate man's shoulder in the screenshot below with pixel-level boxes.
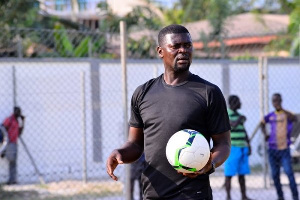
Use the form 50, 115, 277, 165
190, 74, 220, 90
132, 75, 161, 98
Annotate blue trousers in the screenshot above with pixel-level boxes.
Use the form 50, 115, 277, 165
268, 148, 299, 200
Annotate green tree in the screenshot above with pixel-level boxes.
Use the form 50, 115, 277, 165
199, 0, 232, 58
162, 0, 210, 24
0, 0, 40, 29
288, 0, 300, 56
97, 1, 162, 58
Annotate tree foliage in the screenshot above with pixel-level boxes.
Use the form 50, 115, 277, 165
288, 0, 300, 56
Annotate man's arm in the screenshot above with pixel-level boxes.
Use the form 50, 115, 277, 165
245, 130, 251, 155
283, 109, 297, 122
210, 130, 231, 168
106, 127, 144, 181
19, 115, 25, 136
260, 120, 269, 141
230, 115, 246, 128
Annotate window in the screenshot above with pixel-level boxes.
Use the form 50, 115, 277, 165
78, 0, 87, 11
55, 0, 66, 11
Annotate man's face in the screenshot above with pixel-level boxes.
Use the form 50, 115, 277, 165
272, 95, 282, 110
157, 33, 193, 73
230, 98, 241, 110
14, 108, 21, 117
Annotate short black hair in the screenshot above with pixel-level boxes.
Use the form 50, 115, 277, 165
158, 24, 190, 46
228, 95, 239, 107
272, 93, 281, 99
14, 106, 21, 112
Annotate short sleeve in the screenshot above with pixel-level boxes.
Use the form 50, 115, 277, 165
206, 86, 231, 135
264, 113, 271, 123
129, 86, 144, 128
3, 117, 10, 128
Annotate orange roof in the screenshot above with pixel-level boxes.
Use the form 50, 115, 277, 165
193, 35, 278, 49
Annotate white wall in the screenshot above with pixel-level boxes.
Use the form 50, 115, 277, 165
0, 58, 298, 184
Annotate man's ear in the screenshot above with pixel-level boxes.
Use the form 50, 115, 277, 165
156, 46, 163, 58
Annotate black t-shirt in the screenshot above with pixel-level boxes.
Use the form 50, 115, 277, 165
129, 73, 230, 200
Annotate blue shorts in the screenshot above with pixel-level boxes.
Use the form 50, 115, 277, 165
224, 146, 250, 176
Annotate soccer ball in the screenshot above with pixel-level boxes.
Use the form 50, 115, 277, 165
166, 129, 210, 173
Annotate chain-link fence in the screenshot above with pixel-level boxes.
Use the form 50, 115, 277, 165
1, 26, 295, 60
0, 28, 119, 59
0, 57, 299, 200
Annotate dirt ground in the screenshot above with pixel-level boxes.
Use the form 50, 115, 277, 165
0, 180, 123, 200
1, 173, 300, 200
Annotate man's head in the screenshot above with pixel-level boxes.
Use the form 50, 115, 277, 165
158, 24, 190, 46
228, 95, 241, 110
157, 24, 193, 73
13, 106, 22, 117
272, 93, 282, 111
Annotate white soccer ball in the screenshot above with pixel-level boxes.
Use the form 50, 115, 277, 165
166, 129, 210, 173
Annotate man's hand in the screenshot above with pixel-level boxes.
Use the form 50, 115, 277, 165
248, 146, 252, 156
265, 135, 270, 141
239, 115, 246, 123
106, 150, 124, 181
178, 153, 213, 178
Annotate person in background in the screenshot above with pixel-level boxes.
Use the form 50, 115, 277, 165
224, 95, 252, 200
130, 154, 145, 200
261, 93, 299, 200
2, 106, 25, 185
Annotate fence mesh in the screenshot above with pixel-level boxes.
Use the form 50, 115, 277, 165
0, 58, 299, 200
0, 28, 118, 59
1, 27, 295, 60
0, 26, 299, 200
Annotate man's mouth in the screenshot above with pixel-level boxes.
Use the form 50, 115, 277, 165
176, 57, 189, 63
177, 59, 189, 64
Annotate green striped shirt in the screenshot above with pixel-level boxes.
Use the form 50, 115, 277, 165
228, 109, 248, 147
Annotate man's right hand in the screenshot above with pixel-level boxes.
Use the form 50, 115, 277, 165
265, 135, 270, 141
106, 150, 124, 181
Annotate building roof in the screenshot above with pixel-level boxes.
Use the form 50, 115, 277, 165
185, 13, 289, 41
131, 13, 289, 44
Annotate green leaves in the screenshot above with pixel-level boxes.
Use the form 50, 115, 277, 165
54, 23, 91, 57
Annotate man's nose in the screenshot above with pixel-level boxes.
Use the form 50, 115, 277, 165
178, 46, 187, 53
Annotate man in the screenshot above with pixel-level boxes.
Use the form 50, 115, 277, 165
106, 24, 231, 199
2, 106, 25, 185
261, 93, 299, 200
224, 95, 252, 200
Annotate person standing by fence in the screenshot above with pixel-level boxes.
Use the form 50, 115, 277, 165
261, 93, 299, 200
224, 95, 252, 200
1, 106, 25, 185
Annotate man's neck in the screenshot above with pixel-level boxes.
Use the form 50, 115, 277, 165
230, 108, 237, 112
163, 71, 190, 85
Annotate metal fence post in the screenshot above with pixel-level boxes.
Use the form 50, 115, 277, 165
12, 65, 16, 106
221, 62, 230, 101
90, 60, 102, 162
259, 56, 268, 188
88, 39, 92, 58
17, 35, 23, 58
81, 71, 87, 183
264, 57, 269, 114
120, 20, 130, 200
